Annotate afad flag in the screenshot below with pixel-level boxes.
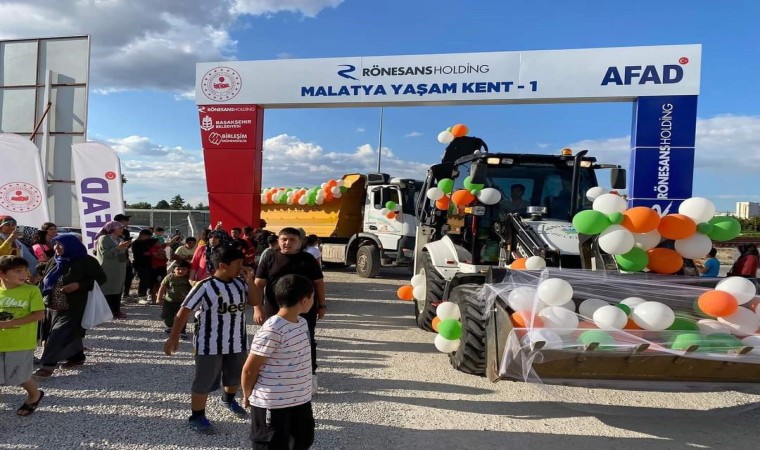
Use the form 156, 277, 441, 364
72, 143, 125, 250
0, 133, 51, 226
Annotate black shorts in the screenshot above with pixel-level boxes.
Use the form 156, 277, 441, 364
191, 352, 246, 394
251, 402, 314, 450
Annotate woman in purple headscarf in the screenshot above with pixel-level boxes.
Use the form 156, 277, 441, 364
34, 234, 106, 378
95, 221, 132, 318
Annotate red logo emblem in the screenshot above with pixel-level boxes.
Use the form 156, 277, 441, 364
679, 57, 689, 65
105, 171, 117, 180
201, 67, 242, 102
0, 182, 43, 213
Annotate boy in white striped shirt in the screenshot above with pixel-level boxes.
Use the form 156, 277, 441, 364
242, 274, 315, 449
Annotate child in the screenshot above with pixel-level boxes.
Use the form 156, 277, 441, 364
304, 234, 322, 267
163, 246, 261, 435
0, 256, 45, 416
242, 274, 315, 449
156, 260, 193, 337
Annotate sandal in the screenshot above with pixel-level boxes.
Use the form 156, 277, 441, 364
17, 390, 45, 416
32, 368, 54, 379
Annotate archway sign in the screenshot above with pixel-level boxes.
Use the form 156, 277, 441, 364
195, 44, 700, 228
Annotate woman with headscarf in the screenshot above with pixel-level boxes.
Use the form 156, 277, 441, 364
32, 222, 57, 263
33, 234, 106, 378
96, 221, 131, 318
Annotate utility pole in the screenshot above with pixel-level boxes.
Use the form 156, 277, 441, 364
376, 107, 384, 173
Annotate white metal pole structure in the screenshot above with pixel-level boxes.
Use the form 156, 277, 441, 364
376, 107, 384, 173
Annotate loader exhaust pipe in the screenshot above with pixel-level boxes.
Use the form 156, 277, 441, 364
569, 150, 588, 218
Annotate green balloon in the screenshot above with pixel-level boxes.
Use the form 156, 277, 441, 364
616, 303, 631, 316
438, 319, 462, 340
615, 247, 649, 272
572, 210, 611, 235
706, 333, 743, 351
339, 186, 348, 193
278, 194, 288, 203
608, 212, 624, 225
671, 333, 704, 351
697, 222, 714, 235
667, 317, 700, 331
707, 216, 741, 241
307, 197, 316, 206
578, 330, 616, 349
438, 178, 455, 194
385, 201, 397, 210
463, 176, 484, 192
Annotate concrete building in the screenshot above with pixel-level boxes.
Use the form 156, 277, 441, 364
735, 202, 760, 219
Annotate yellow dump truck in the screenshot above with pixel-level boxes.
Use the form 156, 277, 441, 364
262, 173, 421, 277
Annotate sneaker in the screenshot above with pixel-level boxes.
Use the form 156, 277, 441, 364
222, 398, 248, 418
312, 374, 318, 394
188, 415, 215, 435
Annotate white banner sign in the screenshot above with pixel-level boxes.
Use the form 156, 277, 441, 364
0, 133, 51, 226
72, 142, 125, 251
196, 44, 701, 108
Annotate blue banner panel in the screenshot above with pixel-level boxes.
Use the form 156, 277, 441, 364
628, 198, 685, 217
631, 95, 698, 148
629, 147, 694, 200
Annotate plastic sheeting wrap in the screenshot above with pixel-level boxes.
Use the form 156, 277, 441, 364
481, 269, 760, 386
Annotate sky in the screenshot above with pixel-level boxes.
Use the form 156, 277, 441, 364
1, 0, 759, 213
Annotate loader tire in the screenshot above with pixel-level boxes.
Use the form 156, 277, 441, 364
356, 245, 381, 278
449, 283, 487, 376
414, 251, 444, 332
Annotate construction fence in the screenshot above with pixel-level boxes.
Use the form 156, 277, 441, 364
125, 209, 211, 238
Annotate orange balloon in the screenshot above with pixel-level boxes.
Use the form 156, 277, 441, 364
624, 318, 642, 330
432, 316, 441, 332
657, 214, 696, 240
435, 196, 451, 211
451, 123, 469, 138
326, 179, 338, 188
511, 312, 543, 328
451, 189, 476, 206
386, 211, 396, 220
646, 248, 684, 274
325, 190, 334, 201
511, 258, 527, 270
622, 207, 661, 233
697, 290, 739, 318
397, 285, 414, 301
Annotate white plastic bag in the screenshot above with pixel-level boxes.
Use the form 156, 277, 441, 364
82, 283, 113, 329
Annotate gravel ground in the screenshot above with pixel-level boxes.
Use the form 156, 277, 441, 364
2, 268, 760, 449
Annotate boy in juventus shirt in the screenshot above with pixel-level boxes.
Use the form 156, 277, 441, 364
163, 246, 261, 435
243, 274, 315, 449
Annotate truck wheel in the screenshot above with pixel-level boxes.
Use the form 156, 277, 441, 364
449, 283, 487, 376
356, 245, 381, 278
415, 251, 444, 332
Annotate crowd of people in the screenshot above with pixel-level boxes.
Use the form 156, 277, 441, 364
1, 214, 326, 448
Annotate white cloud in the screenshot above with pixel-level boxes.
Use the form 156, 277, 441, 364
405, 131, 423, 138
356, 127, 366, 133
106, 136, 195, 161
0, 0, 344, 92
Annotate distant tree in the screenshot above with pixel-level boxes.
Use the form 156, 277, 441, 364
169, 194, 186, 209
155, 200, 171, 209
129, 202, 152, 209
121, 174, 128, 184
195, 202, 209, 210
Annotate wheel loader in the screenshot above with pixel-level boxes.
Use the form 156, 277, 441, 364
411, 137, 760, 385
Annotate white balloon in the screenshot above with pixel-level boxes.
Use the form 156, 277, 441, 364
336, 180, 345, 187
593, 305, 628, 330
437, 130, 455, 144
316, 191, 325, 200
380, 208, 390, 215
333, 191, 342, 199
434, 334, 460, 353
426, 187, 444, 201
678, 197, 716, 224
320, 183, 327, 189
741, 335, 760, 353
261, 194, 267, 204
412, 285, 426, 301
697, 319, 731, 335
716, 277, 757, 305
537, 278, 574, 306
525, 256, 547, 271
620, 297, 647, 311
538, 306, 579, 335
523, 329, 564, 350
476, 188, 502, 205
436, 302, 461, 321
598, 224, 635, 255
507, 287, 543, 313
592, 193, 627, 215
674, 233, 713, 259
586, 186, 608, 202
557, 300, 575, 311
410, 274, 425, 288
316, 198, 324, 205
634, 230, 662, 251
579, 298, 609, 318
718, 308, 760, 335
631, 301, 675, 331
286, 197, 294, 205
298, 196, 307, 205
331, 186, 341, 196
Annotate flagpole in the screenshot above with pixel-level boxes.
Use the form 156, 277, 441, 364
376, 107, 384, 173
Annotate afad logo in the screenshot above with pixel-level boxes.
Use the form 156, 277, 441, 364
601, 57, 689, 86
337, 64, 358, 81
201, 67, 242, 101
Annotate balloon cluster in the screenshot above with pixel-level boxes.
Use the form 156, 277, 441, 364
433, 302, 462, 353
572, 191, 741, 274
437, 123, 469, 144
381, 201, 402, 220
509, 256, 547, 271
425, 176, 502, 211
261, 179, 349, 206
396, 273, 426, 303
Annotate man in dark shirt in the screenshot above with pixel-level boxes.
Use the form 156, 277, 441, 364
130, 229, 155, 301
115, 214, 134, 302
254, 227, 326, 388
